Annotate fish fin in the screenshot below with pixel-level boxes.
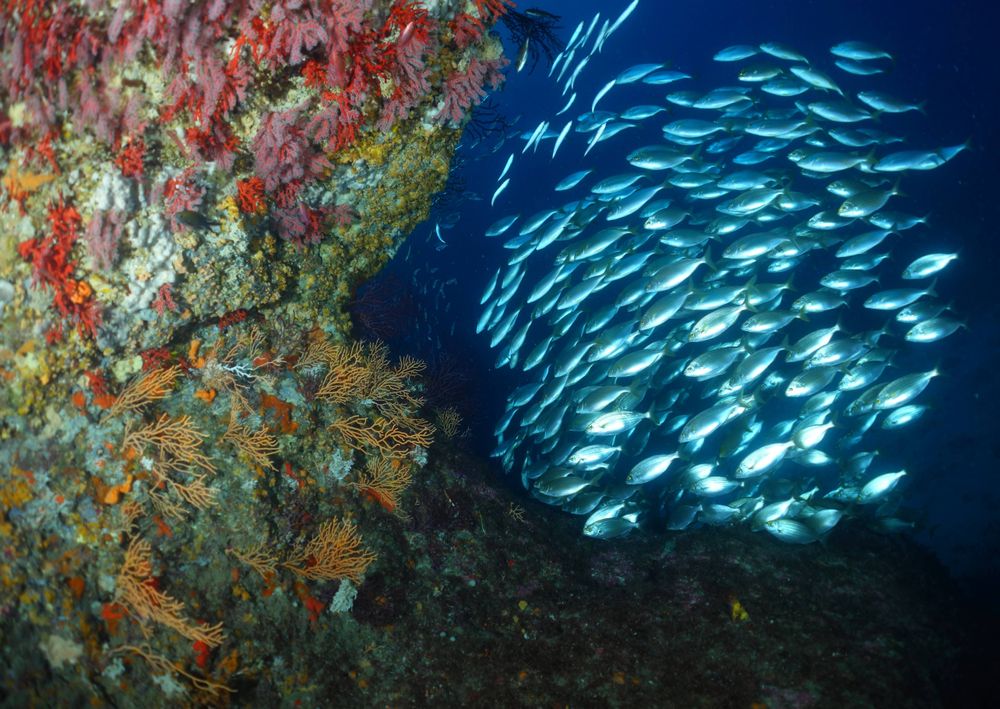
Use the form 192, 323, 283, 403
702, 247, 718, 273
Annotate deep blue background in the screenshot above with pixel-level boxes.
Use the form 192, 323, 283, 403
380, 0, 998, 588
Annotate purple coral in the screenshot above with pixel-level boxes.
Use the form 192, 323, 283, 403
435, 55, 507, 124
251, 105, 331, 193
267, 1, 329, 66
155, 167, 206, 231
376, 8, 435, 131
85, 209, 125, 272
273, 203, 328, 247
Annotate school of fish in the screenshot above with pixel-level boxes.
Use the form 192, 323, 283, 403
477, 7, 966, 543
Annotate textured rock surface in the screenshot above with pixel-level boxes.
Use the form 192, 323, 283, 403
0, 1, 511, 701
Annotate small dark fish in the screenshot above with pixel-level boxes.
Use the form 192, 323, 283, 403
175, 210, 219, 231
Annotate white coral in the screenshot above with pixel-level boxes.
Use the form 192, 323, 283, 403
119, 213, 180, 315
328, 579, 358, 614
39, 634, 83, 670
89, 169, 136, 213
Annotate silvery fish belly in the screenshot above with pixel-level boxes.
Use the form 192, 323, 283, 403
481, 35, 965, 543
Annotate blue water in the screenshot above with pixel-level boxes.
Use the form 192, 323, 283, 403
376, 0, 997, 588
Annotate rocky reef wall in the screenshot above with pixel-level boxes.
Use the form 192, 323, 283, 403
0, 0, 508, 701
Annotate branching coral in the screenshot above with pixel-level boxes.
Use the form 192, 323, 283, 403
281, 517, 377, 583
115, 537, 225, 647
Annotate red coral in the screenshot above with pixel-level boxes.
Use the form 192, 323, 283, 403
151, 283, 178, 317
273, 180, 304, 210
25, 130, 60, 174
185, 120, 240, 172
17, 199, 100, 339
140, 347, 173, 372
160, 168, 205, 231
474, 0, 515, 23
331, 203, 357, 228
218, 308, 249, 332
375, 0, 436, 131
83, 369, 109, 398
236, 176, 266, 215
228, 16, 275, 72
115, 137, 145, 179
196, 51, 250, 123
450, 0, 514, 47
307, 92, 360, 151
321, 0, 374, 60
0, 109, 11, 146
300, 58, 327, 89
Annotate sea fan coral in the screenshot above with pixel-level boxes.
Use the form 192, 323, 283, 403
252, 105, 331, 194
436, 55, 508, 124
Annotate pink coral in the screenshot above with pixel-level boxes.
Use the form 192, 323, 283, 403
436, 55, 508, 124
158, 168, 206, 231
267, 1, 329, 66
252, 105, 331, 194
85, 209, 126, 272
376, 0, 435, 131
273, 203, 329, 247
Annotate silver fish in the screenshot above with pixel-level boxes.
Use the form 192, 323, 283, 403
764, 519, 818, 544
905, 317, 964, 343
626, 453, 681, 484
714, 45, 759, 62
874, 370, 939, 410
881, 404, 927, 429
834, 58, 886, 76
831, 41, 893, 62
476, 37, 961, 546
555, 169, 593, 191
789, 65, 843, 95
902, 253, 957, 279
857, 91, 923, 114
857, 471, 906, 504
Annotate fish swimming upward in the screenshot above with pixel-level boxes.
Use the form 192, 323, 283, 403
480, 29, 964, 542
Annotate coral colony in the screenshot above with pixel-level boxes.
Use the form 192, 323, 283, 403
0, 0, 510, 700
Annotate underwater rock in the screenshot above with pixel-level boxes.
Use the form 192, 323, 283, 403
0, 0, 512, 703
